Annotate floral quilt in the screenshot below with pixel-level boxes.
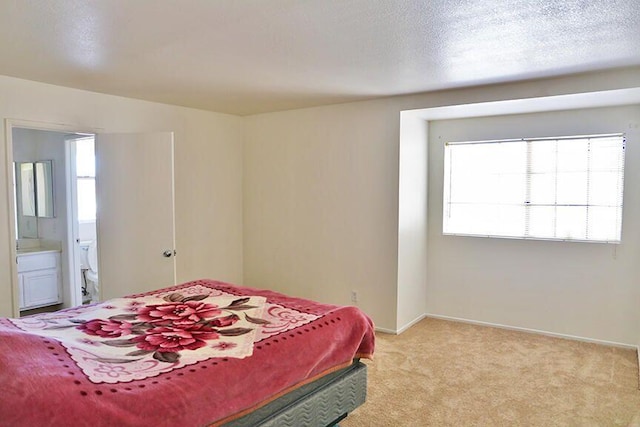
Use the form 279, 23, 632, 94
0, 279, 375, 427
9, 284, 311, 383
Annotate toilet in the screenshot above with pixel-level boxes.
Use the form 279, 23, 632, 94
85, 240, 99, 303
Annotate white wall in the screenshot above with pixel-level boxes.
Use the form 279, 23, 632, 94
3, 67, 640, 342
243, 101, 401, 330
427, 105, 640, 345
0, 75, 244, 317
243, 66, 640, 335
397, 114, 429, 331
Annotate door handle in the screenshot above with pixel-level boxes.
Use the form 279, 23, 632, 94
163, 250, 174, 258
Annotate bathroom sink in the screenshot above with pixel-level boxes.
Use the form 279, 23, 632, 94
16, 239, 62, 255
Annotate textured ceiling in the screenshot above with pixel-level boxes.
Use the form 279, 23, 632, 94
0, 0, 639, 116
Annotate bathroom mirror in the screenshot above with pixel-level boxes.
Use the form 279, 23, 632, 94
14, 160, 55, 239
35, 160, 55, 218
15, 162, 37, 239
17, 162, 36, 217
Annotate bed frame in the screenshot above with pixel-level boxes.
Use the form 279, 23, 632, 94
224, 361, 367, 427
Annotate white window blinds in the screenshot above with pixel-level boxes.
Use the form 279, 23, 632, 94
443, 134, 625, 243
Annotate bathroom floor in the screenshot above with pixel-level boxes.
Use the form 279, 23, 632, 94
20, 303, 62, 317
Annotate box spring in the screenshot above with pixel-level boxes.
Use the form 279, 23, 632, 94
224, 361, 367, 427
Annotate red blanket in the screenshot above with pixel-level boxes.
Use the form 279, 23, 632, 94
0, 279, 375, 426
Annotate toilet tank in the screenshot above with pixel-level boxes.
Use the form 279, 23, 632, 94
79, 241, 91, 270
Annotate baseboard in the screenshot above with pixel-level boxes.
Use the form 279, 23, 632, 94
374, 326, 397, 334
424, 312, 637, 350
397, 313, 428, 334
636, 345, 639, 390
375, 313, 428, 335
376, 312, 638, 351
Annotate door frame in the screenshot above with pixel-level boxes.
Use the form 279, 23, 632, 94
65, 135, 99, 307
4, 119, 102, 317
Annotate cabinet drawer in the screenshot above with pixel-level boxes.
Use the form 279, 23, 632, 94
17, 252, 59, 272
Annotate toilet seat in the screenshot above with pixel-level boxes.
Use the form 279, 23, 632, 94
84, 240, 100, 303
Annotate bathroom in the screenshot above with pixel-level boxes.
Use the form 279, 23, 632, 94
13, 127, 98, 315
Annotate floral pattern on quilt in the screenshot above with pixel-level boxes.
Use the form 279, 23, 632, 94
11, 285, 318, 384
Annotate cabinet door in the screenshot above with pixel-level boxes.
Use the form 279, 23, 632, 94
22, 270, 60, 309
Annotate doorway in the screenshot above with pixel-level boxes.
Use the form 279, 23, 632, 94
5, 120, 177, 317
68, 135, 99, 306
11, 126, 97, 314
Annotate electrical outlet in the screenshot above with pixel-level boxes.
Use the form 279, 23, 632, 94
351, 290, 358, 303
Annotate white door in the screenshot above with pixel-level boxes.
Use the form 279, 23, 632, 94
95, 132, 176, 300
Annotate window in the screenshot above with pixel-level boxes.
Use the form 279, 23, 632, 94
443, 134, 625, 243
75, 137, 96, 222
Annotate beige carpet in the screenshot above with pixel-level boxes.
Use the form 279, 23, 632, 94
342, 318, 640, 426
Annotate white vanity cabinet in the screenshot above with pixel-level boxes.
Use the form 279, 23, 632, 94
17, 251, 61, 310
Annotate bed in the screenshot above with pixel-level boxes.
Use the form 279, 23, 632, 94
0, 279, 375, 426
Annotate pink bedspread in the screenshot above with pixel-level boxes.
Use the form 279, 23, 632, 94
0, 279, 374, 426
